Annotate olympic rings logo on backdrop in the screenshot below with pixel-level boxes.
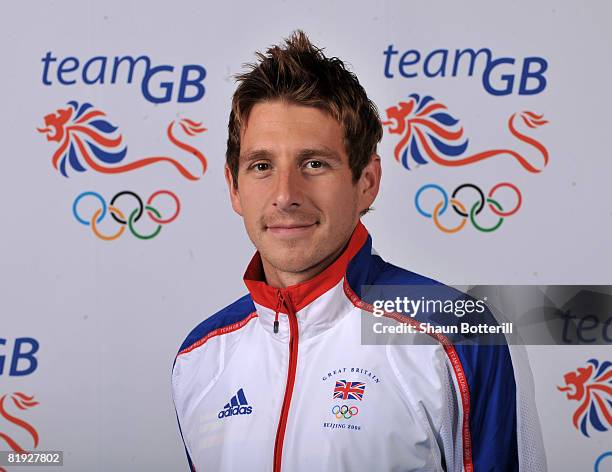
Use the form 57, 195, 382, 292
72, 190, 181, 241
332, 405, 359, 420
414, 183, 522, 233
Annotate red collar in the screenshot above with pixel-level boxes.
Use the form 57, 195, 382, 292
243, 221, 369, 312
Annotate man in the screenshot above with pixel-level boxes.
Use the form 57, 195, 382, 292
172, 31, 544, 471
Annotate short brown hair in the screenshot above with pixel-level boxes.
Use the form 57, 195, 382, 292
226, 30, 383, 187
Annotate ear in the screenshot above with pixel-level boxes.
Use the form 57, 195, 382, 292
357, 154, 382, 212
225, 164, 243, 216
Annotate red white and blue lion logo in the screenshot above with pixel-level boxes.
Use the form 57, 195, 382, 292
382, 94, 549, 173
37, 101, 207, 180
557, 359, 612, 437
0, 392, 39, 472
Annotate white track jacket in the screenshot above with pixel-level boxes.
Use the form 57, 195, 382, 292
172, 222, 545, 471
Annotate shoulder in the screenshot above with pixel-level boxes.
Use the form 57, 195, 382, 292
371, 258, 441, 286
346, 243, 441, 291
172, 294, 257, 406
175, 294, 257, 359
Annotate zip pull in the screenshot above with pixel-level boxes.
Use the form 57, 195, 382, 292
273, 290, 283, 334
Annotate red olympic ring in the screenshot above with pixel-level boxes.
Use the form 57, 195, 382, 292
146, 190, 181, 224
488, 182, 522, 217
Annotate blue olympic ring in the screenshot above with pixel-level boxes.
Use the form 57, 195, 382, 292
595, 451, 612, 472
414, 184, 448, 218
73, 191, 106, 225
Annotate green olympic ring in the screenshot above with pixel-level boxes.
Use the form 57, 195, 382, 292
129, 206, 163, 240
470, 198, 504, 233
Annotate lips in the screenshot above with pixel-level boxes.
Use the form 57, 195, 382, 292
267, 223, 316, 230
266, 222, 318, 237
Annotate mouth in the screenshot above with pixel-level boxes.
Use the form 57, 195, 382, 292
266, 222, 318, 237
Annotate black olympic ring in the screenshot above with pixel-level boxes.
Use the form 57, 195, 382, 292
110, 190, 144, 224
451, 183, 485, 217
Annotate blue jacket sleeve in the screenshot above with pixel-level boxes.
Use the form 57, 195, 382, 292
455, 344, 519, 471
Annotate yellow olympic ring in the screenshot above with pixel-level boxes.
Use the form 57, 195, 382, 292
433, 198, 467, 234
91, 206, 126, 241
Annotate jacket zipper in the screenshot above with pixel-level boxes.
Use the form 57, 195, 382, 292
273, 290, 299, 472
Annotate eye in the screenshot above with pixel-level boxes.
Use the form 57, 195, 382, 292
305, 160, 324, 169
252, 162, 270, 172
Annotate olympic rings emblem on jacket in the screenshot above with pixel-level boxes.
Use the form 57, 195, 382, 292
414, 183, 522, 233
72, 190, 181, 240
332, 405, 359, 419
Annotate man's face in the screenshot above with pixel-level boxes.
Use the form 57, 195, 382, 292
226, 100, 379, 281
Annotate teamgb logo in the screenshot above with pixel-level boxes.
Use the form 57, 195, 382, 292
41, 52, 207, 104
39, 53, 210, 240
37, 101, 208, 180
72, 190, 180, 241
383, 93, 550, 233
382, 94, 549, 173
382, 46, 547, 96
557, 359, 612, 437
218, 388, 253, 419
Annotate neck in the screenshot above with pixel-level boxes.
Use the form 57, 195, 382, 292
261, 241, 349, 289
244, 221, 369, 312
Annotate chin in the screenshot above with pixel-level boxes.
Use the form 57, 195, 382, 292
267, 250, 320, 274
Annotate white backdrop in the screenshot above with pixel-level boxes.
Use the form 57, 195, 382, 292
1, 1, 611, 470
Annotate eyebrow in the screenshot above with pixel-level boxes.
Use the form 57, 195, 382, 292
297, 148, 342, 162
240, 149, 272, 165
240, 147, 342, 164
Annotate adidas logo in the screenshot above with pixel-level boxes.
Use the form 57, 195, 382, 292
218, 388, 253, 419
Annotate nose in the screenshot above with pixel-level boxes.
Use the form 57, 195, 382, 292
272, 166, 303, 211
